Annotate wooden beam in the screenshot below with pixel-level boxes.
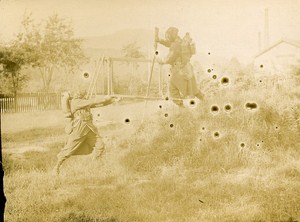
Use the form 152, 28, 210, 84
110, 57, 154, 63
111, 94, 183, 101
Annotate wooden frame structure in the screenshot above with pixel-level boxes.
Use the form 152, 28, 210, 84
87, 56, 165, 98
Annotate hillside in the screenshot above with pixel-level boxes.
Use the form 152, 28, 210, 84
81, 29, 153, 56
81, 28, 229, 66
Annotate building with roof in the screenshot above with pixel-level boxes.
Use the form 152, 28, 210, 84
254, 38, 300, 76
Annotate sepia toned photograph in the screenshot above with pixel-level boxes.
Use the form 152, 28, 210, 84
0, 0, 299, 221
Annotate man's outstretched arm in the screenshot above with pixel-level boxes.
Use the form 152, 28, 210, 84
71, 96, 114, 111
157, 38, 171, 48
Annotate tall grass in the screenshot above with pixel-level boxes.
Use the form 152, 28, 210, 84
2, 81, 300, 221
120, 86, 300, 221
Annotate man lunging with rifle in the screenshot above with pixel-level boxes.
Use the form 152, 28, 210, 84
54, 85, 116, 175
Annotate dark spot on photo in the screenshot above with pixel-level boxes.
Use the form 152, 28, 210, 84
159, 105, 162, 109
211, 105, 219, 113
202, 127, 205, 130
245, 102, 258, 110
190, 99, 195, 106
164, 113, 168, 117
240, 143, 245, 148
207, 69, 212, 73
155, 51, 158, 55
83, 72, 89, 78
212, 75, 217, 79
165, 97, 169, 101
260, 64, 263, 68
214, 132, 220, 138
170, 124, 174, 128
224, 104, 232, 112
208, 52, 211, 55
124, 118, 130, 124
221, 77, 229, 85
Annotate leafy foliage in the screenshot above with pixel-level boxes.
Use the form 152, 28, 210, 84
0, 41, 31, 94
121, 41, 145, 59
118, 42, 146, 95
13, 14, 88, 92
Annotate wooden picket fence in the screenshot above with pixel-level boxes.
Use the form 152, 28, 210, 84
0, 93, 61, 113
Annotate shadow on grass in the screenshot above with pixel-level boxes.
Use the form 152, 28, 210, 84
3, 141, 65, 175
60, 213, 120, 222
2, 126, 65, 143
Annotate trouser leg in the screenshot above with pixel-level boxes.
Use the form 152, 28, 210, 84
54, 151, 71, 175
53, 158, 66, 175
94, 135, 105, 159
169, 82, 184, 107
86, 131, 105, 159
54, 134, 86, 175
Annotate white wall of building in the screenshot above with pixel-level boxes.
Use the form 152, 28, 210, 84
254, 41, 300, 77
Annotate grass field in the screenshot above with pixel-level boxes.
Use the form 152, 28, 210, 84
2, 84, 300, 222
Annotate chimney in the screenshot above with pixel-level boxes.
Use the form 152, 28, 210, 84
258, 31, 262, 52
264, 8, 269, 49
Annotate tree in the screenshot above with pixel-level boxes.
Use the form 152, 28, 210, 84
226, 57, 243, 75
16, 14, 88, 92
121, 41, 145, 59
290, 59, 300, 86
121, 41, 145, 94
0, 43, 31, 95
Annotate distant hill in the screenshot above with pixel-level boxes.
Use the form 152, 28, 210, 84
81, 28, 228, 67
83, 47, 122, 59
81, 29, 154, 58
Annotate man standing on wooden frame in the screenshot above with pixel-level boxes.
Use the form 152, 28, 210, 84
156, 27, 205, 107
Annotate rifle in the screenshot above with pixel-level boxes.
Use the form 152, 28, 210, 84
111, 94, 183, 101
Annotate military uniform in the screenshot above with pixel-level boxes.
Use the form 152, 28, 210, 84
54, 96, 113, 174
158, 27, 204, 106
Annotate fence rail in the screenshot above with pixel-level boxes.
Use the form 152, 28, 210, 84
0, 93, 61, 113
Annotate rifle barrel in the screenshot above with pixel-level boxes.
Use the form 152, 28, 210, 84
112, 94, 183, 101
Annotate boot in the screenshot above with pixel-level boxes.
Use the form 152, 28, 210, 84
93, 145, 105, 160
195, 91, 205, 101
171, 99, 184, 108
53, 159, 64, 175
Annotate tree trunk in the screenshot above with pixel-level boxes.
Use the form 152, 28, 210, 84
39, 67, 47, 92
10, 72, 18, 112
63, 66, 69, 84
39, 65, 55, 92
45, 66, 54, 92
63, 66, 73, 87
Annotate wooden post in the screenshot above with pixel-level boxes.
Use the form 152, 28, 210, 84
110, 59, 114, 95
0, 98, 2, 113
106, 58, 110, 95
14, 94, 17, 112
159, 64, 163, 96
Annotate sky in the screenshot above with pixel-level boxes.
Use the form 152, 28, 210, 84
0, 0, 299, 62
